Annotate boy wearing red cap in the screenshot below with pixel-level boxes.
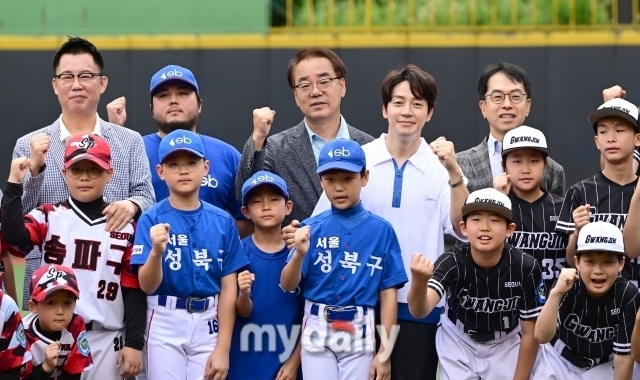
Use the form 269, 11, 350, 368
21, 264, 93, 379
1, 134, 145, 380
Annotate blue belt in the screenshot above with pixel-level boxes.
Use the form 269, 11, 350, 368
158, 295, 211, 313
310, 304, 367, 322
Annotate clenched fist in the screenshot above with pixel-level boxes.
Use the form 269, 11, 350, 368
8, 157, 32, 184
572, 204, 591, 233
553, 268, 579, 295
431, 136, 460, 174
238, 270, 255, 295
294, 226, 311, 257
602, 85, 625, 102
42, 341, 60, 373
150, 224, 170, 255
494, 173, 512, 195
29, 133, 50, 177
107, 97, 127, 126
410, 253, 434, 284
282, 220, 300, 249
252, 107, 276, 151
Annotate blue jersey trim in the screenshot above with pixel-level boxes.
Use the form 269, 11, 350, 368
397, 302, 442, 324
391, 159, 409, 208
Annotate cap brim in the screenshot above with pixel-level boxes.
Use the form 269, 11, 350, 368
160, 148, 205, 163
33, 285, 80, 302
575, 248, 626, 256
588, 109, 638, 130
64, 154, 111, 170
461, 203, 513, 221
501, 147, 550, 157
151, 78, 198, 96
242, 183, 288, 205
316, 162, 363, 174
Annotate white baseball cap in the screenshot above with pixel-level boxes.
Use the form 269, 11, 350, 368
461, 188, 513, 221
588, 98, 639, 130
501, 125, 550, 157
576, 221, 625, 256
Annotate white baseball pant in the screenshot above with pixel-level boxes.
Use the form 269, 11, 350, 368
81, 325, 124, 380
144, 295, 219, 380
300, 301, 375, 380
532, 342, 614, 380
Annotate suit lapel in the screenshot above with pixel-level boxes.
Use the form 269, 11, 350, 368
290, 121, 322, 196
45, 121, 65, 173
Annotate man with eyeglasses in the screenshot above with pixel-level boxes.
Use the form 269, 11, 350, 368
456, 62, 565, 198
9, 36, 153, 378
235, 47, 374, 226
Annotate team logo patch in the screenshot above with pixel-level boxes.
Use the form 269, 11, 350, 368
16, 323, 27, 348
77, 331, 91, 356
132, 245, 144, 255
535, 278, 547, 304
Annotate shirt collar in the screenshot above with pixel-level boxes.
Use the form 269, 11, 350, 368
304, 115, 349, 142
331, 201, 365, 218
59, 114, 102, 142
487, 133, 502, 156
368, 133, 433, 174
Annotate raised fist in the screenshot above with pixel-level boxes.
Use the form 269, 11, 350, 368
150, 223, 170, 254
252, 107, 276, 151
107, 97, 127, 126
238, 270, 255, 295
572, 204, 591, 233
553, 268, 579, 295
410, 253, 434, 284
493, 172, 512, 195
29, 133, 50, 176
8, 157, 32, 184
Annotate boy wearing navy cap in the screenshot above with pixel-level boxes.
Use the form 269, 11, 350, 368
281, 139, 408, 380
132, 129, 249, 380
534, 221, 640, 379
408, 188, 544, 380
228, 171, 303, 380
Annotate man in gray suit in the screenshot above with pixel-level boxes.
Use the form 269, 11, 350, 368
235, 47, 374, 225
457, 62, 565, 197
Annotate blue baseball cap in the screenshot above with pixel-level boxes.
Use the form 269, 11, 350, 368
158, 130, 205, 163
316, 139, 366, 174
242, 171, 289, 205
150, 65, 199, 96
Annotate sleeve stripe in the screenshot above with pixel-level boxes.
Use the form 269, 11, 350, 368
614, 343, 631, 348
427, 279, 445, 298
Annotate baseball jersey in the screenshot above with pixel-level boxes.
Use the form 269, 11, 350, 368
553, 278, 640, 359
428, 244, 544, 332
4, 197, 138, 330
0, 291, 29, 372
289, 203, 408, 307
20, 313, 93, 379
555, 173, 639, 283
131, 199, 249, 298
507, 192, 567, 292
143, 133, 244, 220
228, 237, 303, 380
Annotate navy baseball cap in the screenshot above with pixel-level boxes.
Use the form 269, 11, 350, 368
150, 65, 199, 96
159, 130, 205, 163
316, 139, 366, 174
242, 171, 289, 205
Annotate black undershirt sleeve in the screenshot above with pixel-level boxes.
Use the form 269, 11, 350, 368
0, 366, 21, 380
1, 182, 33, 250
122, 287, 146, 350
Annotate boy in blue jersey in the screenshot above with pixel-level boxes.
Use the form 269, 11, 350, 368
228, 171, 302, 380
281, 139, 408, 380
131, 129, 249, 380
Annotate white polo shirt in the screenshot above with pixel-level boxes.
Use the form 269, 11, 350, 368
313, 134, 464, 321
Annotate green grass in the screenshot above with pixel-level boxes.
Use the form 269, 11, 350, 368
274, 0, 613, 28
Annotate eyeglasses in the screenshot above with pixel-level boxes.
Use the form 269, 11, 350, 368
163, 160, 203, 173
54, 72, 103, 85
294, 77, 339, 95
66, 166, 105, 179
483, 90, 527, 104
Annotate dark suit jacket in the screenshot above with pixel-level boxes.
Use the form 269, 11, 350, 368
236, 121, 374, 225
456, 136, 566, 198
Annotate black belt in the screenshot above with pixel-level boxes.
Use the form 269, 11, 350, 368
85, 321, 103, 331
452, 317, 515, 343
560, 347, 609, 369
310, 304, 367, 322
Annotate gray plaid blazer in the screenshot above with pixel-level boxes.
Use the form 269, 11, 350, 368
456, 136, 566, 198
235, 120, 374, 225
14, 117, 155, 308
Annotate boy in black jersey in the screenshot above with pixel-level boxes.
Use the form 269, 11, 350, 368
494, 126, 567, 294
556, 98, 640, 284
534, 221, 640, 379
408, 188, 543, 380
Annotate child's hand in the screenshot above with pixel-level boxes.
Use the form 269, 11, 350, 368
8, 157, 31, 184
369, 353, 391, 380
282, 220, 300, 249
553, 268, 579, 295
275, 355, 299, 380
42, 341, 60, 373
117, 346, 143, 377
572, 204, 591, 233
410, 253, 434, 285
493, 172, 511, 195
204, 347, 229, 380
150, 223, 170, 255
238, 270, 255, 296
294, 226, 311, 256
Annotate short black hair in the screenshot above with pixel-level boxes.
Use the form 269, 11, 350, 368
477, 62, 532, 100
319, 168, 367, 178
501, 149, 548, 171
575, 251, 625, 262
53, 37, 104, 75
381, 64, 438, 111
462, 211, 511, 225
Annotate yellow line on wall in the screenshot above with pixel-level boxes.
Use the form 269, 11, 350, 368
1, 30, 640, 50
